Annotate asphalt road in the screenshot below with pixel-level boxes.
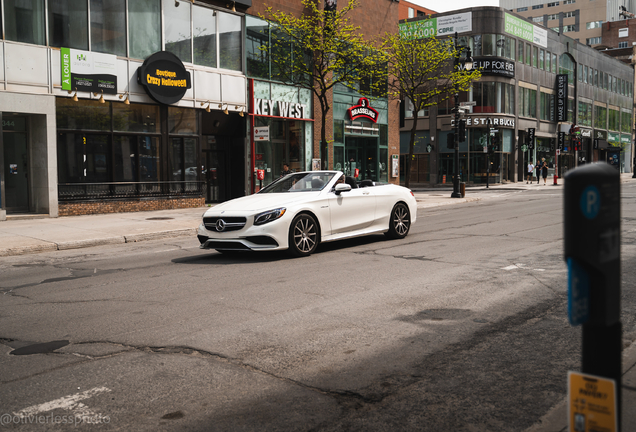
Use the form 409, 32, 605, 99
1, 184, 635, 431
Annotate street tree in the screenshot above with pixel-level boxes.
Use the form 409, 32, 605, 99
260, 0, 385, 169
382, 23, 481, 188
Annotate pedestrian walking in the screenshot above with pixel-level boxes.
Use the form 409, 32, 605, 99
541, 157, 548, 185
534, 161, 541, 184
527, 161, 534, 183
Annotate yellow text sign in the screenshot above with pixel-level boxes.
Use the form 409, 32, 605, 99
569, 371, 617, 432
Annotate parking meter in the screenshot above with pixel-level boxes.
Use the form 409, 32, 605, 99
564, 162, 622, 429
564, 163, 620, 327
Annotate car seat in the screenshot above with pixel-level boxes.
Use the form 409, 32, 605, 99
359, 179, 374, 187
345, 176, 358, 188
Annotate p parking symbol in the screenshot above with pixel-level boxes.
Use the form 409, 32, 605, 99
580, 186, 600, 219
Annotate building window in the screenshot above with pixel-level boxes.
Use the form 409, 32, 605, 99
472, 82, 515, 115
519, 87, 537, 118
48, 0, 89, 50
594, 105, 607, 129
546, 51, 551, 71
578, 64, 582, 82
194, 5, 218, 68
532, 4, 544, 9
551, 53, 557, 73
559, 54, 575, 84
539, 49, 545, 69
408, 7, 414, 18
533, 16, 543, 22
563, 0, 575, 4
619, 41, 629, 48
563, 24, 576, 32
548, 13, 558, 20
586, 21, 603, 29
129, 0, 161, 60
163, 0, 191, 63
621, 110, 631, 132
533, 46, 538, 67
518, 41, 524, 63
540, 92, 554, 121
588, 67, 593, 84
5, 0, 46, 45
550, 27, 560, 33
586, 37, 602, 46
526, 44, 532, 66
594, 69, 598, 86
547, 1, 559, 6
578, 101, 592, 127
90, 0, 127, 56
517, 6, 528, 11
583, 65, 588, 83
608, 109, 619, 131
219, 12, 242, 71
563, 11, 575, 18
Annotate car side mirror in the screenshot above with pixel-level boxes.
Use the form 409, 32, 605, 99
334, 183, 352, 195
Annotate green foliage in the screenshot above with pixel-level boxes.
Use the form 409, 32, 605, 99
381, 26, 481, 115
260, 0, 386, 152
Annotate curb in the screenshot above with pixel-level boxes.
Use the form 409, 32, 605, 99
0, 229, 198, 257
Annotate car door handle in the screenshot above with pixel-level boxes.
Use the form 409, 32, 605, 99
363, 191, 370, 195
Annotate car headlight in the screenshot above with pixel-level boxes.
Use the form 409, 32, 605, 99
254, 208, 286, 226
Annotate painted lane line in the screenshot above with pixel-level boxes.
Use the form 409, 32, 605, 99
12, 386, 111, 419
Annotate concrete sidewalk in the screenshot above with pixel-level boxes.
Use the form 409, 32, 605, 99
526, 342, 636, 432
0, 190, 479, 257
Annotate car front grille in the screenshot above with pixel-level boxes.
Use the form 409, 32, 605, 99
203, 216, 247, 232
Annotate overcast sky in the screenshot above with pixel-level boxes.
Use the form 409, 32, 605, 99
409, 0, 500, 14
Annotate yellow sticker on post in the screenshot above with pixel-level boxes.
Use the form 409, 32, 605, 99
568, 371, 617, 432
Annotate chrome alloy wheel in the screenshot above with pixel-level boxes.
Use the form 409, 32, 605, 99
385, 203, 411, 239
289, 214, 318, 256
393, 204, 410, 236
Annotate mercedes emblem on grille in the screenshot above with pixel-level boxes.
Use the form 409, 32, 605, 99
215, 219, 226, 232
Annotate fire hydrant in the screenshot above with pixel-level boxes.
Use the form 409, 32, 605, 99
553, 174, 558, 185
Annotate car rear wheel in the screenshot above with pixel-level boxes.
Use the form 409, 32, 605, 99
385, 202, 411, 239
288, 213, 319, 257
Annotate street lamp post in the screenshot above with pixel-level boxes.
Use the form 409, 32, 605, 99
451, 32, 473, 198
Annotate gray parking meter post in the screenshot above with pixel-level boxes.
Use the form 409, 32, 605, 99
564, 162, 622, 428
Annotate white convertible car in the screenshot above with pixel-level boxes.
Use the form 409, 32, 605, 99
197, 171, 417, 257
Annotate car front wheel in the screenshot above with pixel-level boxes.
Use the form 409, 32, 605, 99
288, 213, 319, 257
385, 202, 411, 239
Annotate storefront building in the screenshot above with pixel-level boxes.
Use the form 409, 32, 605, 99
247, 0, 400, 188
0, 0, 248, 220
399, 7, 634, 186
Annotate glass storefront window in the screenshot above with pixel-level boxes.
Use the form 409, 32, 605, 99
114, 136, 137, 181
85, 135, 110, 182
5, 0, 45, 45
48, 0, 88, 49
90, 0, 126, 56
169, 138, 183, 181
56, 98, 111, 131
218, 11, 242, 71
113, 103, 161, 133
481, 34, 496, 56
139, 137, 161, 181
168, 107, 198, 134
128, 0, 160, 60
163, 0, 191, 63
246, 15, 268, 78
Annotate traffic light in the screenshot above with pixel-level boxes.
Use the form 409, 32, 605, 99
490, 135, 499, 152
447, 132, 456, 149
458, 120, 466, 142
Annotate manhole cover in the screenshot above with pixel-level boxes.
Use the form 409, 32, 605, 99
146, 217, 174, 220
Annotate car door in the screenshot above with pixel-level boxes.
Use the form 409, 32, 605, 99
327, 186, 376, 235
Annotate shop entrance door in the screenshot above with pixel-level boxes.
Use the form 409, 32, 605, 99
3, 125, 29, 212
344, 136, 377, 180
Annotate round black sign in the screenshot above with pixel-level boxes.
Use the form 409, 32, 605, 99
137, 51, 191, 105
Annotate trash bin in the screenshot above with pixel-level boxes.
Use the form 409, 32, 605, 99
460, 182, 466, 198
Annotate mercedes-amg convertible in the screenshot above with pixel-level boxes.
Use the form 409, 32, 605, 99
197, 171, 417, 257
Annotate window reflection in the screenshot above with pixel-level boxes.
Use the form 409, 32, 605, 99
91, 0, 126, 56
128, 0, 160, 60
5, 0, 46, 45
164, 0, 191, 62
48, 0, 88, 49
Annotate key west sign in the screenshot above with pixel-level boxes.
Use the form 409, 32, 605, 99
254, 98, 309, 119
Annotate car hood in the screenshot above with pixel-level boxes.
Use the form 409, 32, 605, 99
205, 192, 321, 214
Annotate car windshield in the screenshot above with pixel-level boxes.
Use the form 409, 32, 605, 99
259, 172, 336, 193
